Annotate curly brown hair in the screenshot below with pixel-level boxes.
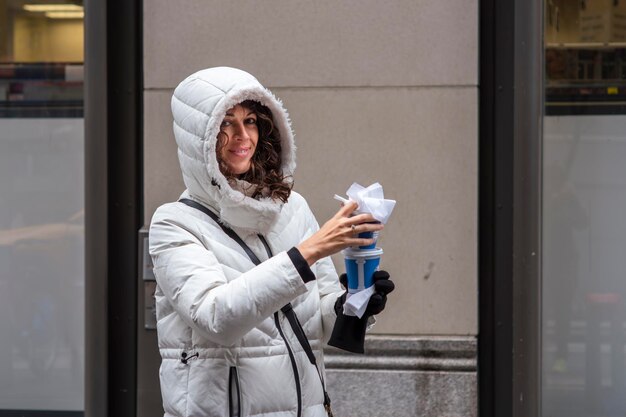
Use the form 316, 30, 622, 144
216, 100, 293, 203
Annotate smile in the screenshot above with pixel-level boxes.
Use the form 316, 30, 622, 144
229, 148, 251, 157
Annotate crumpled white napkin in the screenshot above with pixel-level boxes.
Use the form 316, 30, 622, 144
335, 182, 396, 318
343, 286, 376, 318
344, 182, 396, 224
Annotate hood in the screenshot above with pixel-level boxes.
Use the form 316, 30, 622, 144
171, 67, 296, 234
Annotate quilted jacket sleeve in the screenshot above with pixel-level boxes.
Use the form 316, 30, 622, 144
295, 196, 345, 342
149, 205, 309, 346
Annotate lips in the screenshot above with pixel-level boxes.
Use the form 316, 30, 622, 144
228, 148, 251, 157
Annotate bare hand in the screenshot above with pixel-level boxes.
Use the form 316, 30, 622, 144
297, 201, 384, 265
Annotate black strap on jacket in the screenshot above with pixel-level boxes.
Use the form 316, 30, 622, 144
179, 198, 262, 264
178, 198, 332, 415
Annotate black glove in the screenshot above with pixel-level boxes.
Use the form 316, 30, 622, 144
335, 270, 395, 316
328, 270, 394, 354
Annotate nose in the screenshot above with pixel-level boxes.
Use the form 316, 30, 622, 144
233, 121, 250, 141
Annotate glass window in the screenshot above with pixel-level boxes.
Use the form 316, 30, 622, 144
0, 1, 84, 414
546, 0, 626, 115
543, 1, 626, 416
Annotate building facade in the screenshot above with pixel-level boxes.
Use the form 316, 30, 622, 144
140, 2, 478, 416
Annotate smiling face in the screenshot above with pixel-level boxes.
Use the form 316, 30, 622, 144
217, 104, 259, 176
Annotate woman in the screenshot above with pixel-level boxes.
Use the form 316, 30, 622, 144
149, 67, 393, 417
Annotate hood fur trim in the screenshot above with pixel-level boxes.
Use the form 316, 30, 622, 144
171, 67, 296, 234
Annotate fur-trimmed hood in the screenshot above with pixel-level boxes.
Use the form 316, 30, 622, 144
171, 67, 296, 234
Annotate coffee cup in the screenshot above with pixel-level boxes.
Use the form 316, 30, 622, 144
356, 222, 381, 249
342, 247, 383, 293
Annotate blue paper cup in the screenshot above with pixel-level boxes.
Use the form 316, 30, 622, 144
355, 221, 381, 249
343, 247, 383, 294
357, 230, 379, 249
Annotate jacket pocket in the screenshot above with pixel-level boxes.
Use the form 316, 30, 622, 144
229, 366, 241, 417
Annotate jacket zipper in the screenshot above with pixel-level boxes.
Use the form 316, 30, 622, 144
274, 311, 302, 417
229, 366, 241, 417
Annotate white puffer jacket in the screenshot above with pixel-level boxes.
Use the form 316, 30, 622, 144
149, 67, 343, 417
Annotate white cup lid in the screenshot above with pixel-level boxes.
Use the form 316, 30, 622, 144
342, 247, 383, 258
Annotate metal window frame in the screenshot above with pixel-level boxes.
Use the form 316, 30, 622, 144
85, 0, 143, 416
479, 0, 542, 416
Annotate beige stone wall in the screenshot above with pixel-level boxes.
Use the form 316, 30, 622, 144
143, 0, 478, 335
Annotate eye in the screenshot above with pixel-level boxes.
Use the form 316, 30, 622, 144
245, 117, 257, 125
220, 120, 232, 128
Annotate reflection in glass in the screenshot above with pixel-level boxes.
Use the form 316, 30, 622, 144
543, 116, 626, 417
543, 1, 626, 416
0, 118, 84, 411
0, 0, 84, 412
